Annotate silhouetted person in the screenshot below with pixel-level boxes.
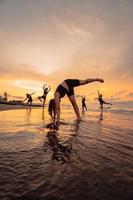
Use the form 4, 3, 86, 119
82, 96, 87, 111
38, 84, 51, 107
3, 92, 8, 101
97, 90, 113, 111
54, 78, 104, 129
24, 92, 35, 108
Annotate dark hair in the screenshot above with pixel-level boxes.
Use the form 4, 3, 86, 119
48, 99, 56, 117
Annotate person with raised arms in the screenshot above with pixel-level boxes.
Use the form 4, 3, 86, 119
97, 90, 113, 111
38, 84, 51, 107
24, 92, 35, 108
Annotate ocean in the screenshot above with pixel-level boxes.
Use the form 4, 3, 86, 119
0, 103, 133, 200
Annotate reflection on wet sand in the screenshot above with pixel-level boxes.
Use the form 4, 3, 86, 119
44, 120, 80, 163
42, 106, 45, 120
46, 130, 72, 163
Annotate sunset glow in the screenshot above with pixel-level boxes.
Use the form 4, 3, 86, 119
0, 0, 133, 102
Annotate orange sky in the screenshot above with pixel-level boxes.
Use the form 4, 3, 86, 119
0, 0, 133, 102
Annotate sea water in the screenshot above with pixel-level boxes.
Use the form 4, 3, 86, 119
0, 105, 133, 200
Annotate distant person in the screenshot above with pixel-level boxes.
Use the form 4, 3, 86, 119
97, 90, 113, 110
38, 84, 51, 106
48, 99, 56, 119
3, 92, 8, 101
54, 78, 104, 129
24, 92, 35, 108
82, 96, 87, 111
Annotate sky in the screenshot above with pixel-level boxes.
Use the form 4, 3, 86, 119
0, 0, 133, 102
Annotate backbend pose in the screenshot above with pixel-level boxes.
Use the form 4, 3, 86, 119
82, 96, 87, 111
24, 92, 35, 108
38, 84, 51, 106
54, 78, 104, 129
97, 90, 113, 110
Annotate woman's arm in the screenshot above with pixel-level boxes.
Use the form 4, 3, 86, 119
97, 90, 100, 97
48, 85, 51, 92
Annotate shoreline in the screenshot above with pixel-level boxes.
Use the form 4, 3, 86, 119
0, 103, 42, 111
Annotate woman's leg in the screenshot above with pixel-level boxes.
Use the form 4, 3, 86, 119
85, 103, 87, 110
29, 101, 32, 108
38, 96, 42, 103
68, 95, 81, 121
43, 96, 46, 107
54, 92, 61, 126
103, 101, 112, 106
100, 103, 103, 111
79, 78, 104, 86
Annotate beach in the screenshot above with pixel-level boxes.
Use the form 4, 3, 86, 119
0, 106, 133, 200
0, 104, 25, 111
0, 103, 43, 111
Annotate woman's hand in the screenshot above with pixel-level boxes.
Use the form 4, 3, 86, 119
97, 78, 104, 83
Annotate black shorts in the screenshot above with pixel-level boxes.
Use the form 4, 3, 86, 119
55, 79, 80, 98
28, 99, 32, 103
55, 84, 68, 98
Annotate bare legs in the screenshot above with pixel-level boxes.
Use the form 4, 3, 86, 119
68, 95, 81, 121
103, 102, 113, 106
38, 96, 42, 103
54, 93, 81, 128
54, 92, 61, 127
38, 96, 46, 107
100, 105, 103, 121
82, 104, 87, 112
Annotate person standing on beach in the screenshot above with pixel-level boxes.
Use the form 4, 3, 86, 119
24, 92, 35, 108
3, 92, 8, 102
38, 84, 51, 107
54, 78, 104, 129
82, 96, 87, 111
97, 90, 113, 111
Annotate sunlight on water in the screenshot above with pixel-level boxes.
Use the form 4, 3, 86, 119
0, 107, 133, 200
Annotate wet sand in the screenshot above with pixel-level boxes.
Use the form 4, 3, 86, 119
0, 108, 133, 200
0, 104, 25, 111
0, 103, 41, 111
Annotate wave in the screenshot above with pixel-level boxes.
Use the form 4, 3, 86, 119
87, 107, 133, 114
109, 108, 133, 114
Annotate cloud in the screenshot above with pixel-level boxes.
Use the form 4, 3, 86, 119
110, 90, 127, 99
0, 0, 133, 99
0, 62, 50, 82
54, 18, 95, 39
0, 0, 5, 5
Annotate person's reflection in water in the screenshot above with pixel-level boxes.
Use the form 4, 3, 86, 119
46, 130, 72, 163
81, 109, 86, 117
44, 120, 80, 163
42, 106, 45, 120
71, 119, 80, 136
